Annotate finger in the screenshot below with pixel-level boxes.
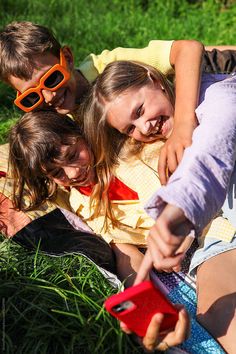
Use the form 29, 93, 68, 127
173, 307, 191, 343
147, 234, 184, 270
158, 148, 168, 185
148, 226, 184, 258
142, 313, 164, 351
176, 145, 184, 165
153, 253, 184, 271
166, 150, 178, 174
172, 264, 181, 272
120, 321, 132, 334
176, 234, 194, 254
134, 249, 153, 285
163, 306, 190, 347
147, 239, 184, 273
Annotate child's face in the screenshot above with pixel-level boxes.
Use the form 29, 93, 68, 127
9, 48, 78, 115
48, 139, 95, 187
106, 81, 174, 142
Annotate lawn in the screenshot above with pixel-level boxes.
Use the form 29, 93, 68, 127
0, 0, 235, 352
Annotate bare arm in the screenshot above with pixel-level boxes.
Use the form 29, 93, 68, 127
111, 243, 145, 287
205, 45, 236, 51
158, 40, 203, 184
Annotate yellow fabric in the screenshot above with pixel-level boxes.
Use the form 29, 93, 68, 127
201, 215, 236, 244
69, 139, 236, 246
79, 40, 174, 83
0, 143, 71, 223
70, 141, 163, 245
0, 143, 8, 173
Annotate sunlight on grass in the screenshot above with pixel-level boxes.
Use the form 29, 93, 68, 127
0, 237, 141, 353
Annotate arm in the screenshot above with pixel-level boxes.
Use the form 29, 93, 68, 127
139, 75, 236, 275
205, 45, 236, 51
158, 40, 204, 184
78, 39, 174, 82
148, 75, 236, 234
111, 243, 145, 287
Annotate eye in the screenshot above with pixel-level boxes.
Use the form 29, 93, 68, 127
67, 151, 78, 164
136, 104, 143, 118
126, 125, 135, 136
50, 168, 64, 179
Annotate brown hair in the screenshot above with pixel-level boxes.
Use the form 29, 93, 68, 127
0, 21, 61, 83
9, 110, 117, 231
9, 110, 83, 211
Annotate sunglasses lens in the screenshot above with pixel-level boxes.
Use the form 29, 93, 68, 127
21, 92, 41, 107
44, 70, 64, 88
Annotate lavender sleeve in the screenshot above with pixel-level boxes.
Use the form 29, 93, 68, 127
145, 74, 236, 235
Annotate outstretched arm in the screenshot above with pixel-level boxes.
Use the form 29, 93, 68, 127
139, 75, 236, 279
149, 75, 236, 235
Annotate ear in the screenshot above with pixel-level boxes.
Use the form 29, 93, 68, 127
62, 46, 74, 70
148, 72, 165, 92
147, 71, 159, 88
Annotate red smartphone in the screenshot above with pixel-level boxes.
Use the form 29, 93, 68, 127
104, 280, 179, 337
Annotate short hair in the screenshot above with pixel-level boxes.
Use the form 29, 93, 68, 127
0, 21, 61, 83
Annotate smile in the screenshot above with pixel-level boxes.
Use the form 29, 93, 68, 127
147, 116, 167, 136
69, 166, 91, 186
52, 90, 66, 108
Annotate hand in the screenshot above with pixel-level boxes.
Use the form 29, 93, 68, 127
135, 204, 194, 283
0, 193, 31, 237
121, 306, 190, 351
158, 122, 195, 185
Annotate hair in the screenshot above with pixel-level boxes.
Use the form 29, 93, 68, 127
79, 60, 175, 209
9, 110, 83, 211
0, 21, 61, 83
8, 110, 117, 231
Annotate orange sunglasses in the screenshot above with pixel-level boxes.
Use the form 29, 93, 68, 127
14, 49, 70, 112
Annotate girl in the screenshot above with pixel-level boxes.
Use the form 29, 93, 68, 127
8, 110, 190, 352
80, 60, 236, 352
9, 110, 166, 285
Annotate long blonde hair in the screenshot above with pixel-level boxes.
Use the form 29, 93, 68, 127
78, 60, 175, 221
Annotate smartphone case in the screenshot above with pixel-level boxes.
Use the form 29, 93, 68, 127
104, 280, 179, 337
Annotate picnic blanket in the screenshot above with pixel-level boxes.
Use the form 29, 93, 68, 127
151, 267, 225, 353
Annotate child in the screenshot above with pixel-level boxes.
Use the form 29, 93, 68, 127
81, 59, 236, 234
8, 110, 192, 351
8, 110, 163, 283
81, 60, 236, 352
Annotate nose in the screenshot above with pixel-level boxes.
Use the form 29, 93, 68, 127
135, 118, 157, 135
63, 166, 79, 180
42, 89, 56, 104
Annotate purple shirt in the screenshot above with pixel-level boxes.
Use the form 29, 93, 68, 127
145, 73, 236, 235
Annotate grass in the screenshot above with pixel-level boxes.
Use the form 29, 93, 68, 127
0, 236, 142, 353
0, 0, 235, 352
